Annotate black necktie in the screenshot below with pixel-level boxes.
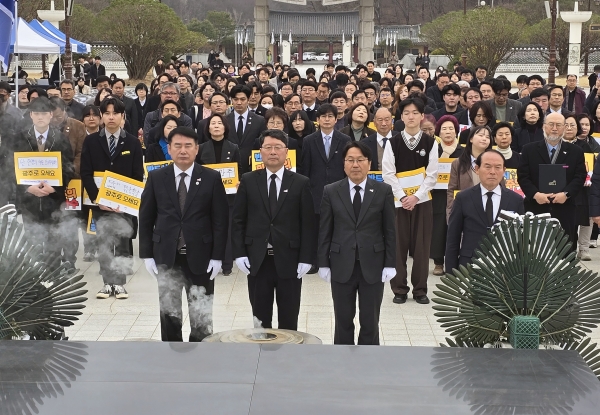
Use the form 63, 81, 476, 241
485, 191, 494, 227
177, 172, 187, 249
550, 147, 556, 162
382, 137, 388, 149
353, 185, 362, 220
109, 135, 116, 158
269, 174, 278, 217
237, 115, 243, 141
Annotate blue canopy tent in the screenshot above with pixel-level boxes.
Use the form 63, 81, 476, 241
11, 18, 65, 54
36, 20, 90, 54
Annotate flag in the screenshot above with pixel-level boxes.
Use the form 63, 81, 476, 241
351, 32, 354, 45
279, 32, 282, 44
342, 31, 345, 44
271, 32, 275, 45
289, 31, 292, 44
0, 0, 15, 71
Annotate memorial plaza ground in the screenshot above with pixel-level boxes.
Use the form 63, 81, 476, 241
63, 237, 600, 346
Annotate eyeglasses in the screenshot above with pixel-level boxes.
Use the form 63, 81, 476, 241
161, 91, 178, 96
345, 158, 368, 164
267, 120, 284, 127
564, 123, 577, 128
301, 88, 315, 93
286, 101, 301, 106
261, 145, 287, 151
61, 88, 73, 92
546, 122, 564, 128
211, 100, 227, 105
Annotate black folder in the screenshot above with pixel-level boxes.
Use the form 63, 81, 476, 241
539, 164, 566, 193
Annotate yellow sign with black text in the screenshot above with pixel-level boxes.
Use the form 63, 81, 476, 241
14, 151, 63, 186
251, 150, 297, 172
204, 163, 240, 194
96, 171, 145, 217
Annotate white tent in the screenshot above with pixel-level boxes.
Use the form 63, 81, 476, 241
10, 18, 60, 54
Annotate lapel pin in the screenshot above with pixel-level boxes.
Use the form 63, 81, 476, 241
563, 151, 567, 154
369, 188, 374, 192
283, 189, 288, 193
196, 178, 201, 185
120, 142, 124, 145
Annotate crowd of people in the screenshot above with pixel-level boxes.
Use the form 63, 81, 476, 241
2, 54, 600, 345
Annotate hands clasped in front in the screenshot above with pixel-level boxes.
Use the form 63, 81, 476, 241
144, 258, 222, 280
533, 192, 567, 205
319, 267, 396, 283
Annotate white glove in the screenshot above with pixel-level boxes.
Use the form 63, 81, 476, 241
318, 267, 331, 283
296, 263, 312, 279
382, 267, 396, 283
144, 258, 158, 277
207, 259, 222, 280
235, 257, 251, 275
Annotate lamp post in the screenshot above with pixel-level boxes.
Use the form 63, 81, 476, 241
64, 13, 72, 80
548, 0, 557, 83
579, 0, 600, 74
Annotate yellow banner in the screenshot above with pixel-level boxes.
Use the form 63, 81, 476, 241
251, 149, 297, 172
204, 162, 240, 194
86, 210, 96, 235
64, 179, 82, 210
96, 171, 145, 217
585, 153, 598, 186
367, 171, 383, 182
144, 160, 173, 178
394, 167, 430, 207
83, 172, 105, 205
434, 158, 455, 190
14, 151, 63, 186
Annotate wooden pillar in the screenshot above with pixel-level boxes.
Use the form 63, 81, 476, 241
298, 42, 304, 64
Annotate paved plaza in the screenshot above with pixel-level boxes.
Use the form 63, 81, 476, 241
62, 236, 600, 346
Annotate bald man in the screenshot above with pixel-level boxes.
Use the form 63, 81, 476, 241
517, 112, 586, 251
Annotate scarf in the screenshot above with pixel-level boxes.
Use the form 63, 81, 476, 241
440, 139, 458, 158
159, 138, 172, 160
496, 146, 513, 160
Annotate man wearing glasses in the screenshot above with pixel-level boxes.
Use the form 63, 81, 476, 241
59, 79, 85, 121
143, 82, 192, 141
232, 129, 315, 330
300, 81, 320, 121
487, 79, 522, 126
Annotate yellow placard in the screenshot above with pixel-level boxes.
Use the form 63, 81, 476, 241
367, 171, 383, 182
144, 160, 173, 178
64, 179, 82, 211
585, 153, 598, 186
251, 149, 297, 172
394, 167, 430, 207
434, 158, 455, 190
96, 171, 145, 217
86, 210, 96, 235
204, 162, 239, 194
83, 172, 105, 205
14, 151, 63, 186
454, 190, 460, 198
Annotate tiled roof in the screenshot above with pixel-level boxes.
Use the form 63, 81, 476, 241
268, 11, 359, 38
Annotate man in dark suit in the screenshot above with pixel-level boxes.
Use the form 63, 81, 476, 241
446, 150, 525, 272
363, 108, 398, 171
232, 129, 315, 330
139, 127, 229, 342
426, 72, 450, 109
517, 112, 586, 252
80, 97, 144, 300
487, 79, 522, 126
90, 56, 106, 88
59, 80, 84, 121
318, 141, 396, 345
111, 79, 139, 136
227, 84, 267, 174
431, 84, 464, 121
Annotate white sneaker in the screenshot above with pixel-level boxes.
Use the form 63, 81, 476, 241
590, 240, 597, 248
580, 251, 592, 261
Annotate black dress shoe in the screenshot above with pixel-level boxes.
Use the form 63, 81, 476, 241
222, 269, 232, 276
414, 295, 430, 304
393, 294, 407, 304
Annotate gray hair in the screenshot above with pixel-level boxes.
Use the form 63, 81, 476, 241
59, 79, 75, 88
160, 82, 180, 94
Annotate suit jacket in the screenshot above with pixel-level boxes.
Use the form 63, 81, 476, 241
445, 184, 525, 273
134, 98, 147, 133
301, 130, 352, 213
139, 163, 229, 276
426, 86, 444, 108
66, 100, 85, 121
119, 95, 139, 136
13, 126, 74, 219
197, 139, 241, 168
61, 117, 86, 177
517, 140, 586, 214
431, 107, 464, 121
90, 64, 106, 81
563, 87, 586, 114
144, 142, 169, 163
318, 178, 396, 284
362, 132, 399, 171
231, 169, 316, 279
589, 152, 600, 217
487, 99, 522, 126
339, 125, 375, 141
80, 128, 144, 205
252, 136, 302, 174
512, 125, 544, 152
226, 111, 266, 175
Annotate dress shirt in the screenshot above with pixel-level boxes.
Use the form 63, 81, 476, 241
321, 130, 334, 152
481, 184, 501, 222
303, 103, 316, 112
34, 128, 49, 145
266, 166, 285, 198
549, 107, 563, 114
381, 132, 439, 204
349, 178, 367, 202
546, 142, 560, 160
173, 164, 194, 191
234, 109, 249, 134
105, 128, 121, 148
377, 132, 392, 149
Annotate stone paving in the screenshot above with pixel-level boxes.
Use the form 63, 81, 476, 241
64, 237, 600, 346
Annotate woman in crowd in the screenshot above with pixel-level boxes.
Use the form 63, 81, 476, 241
379, 78, 394, 91
591, 101, 600, 134
513, 101, 544, 152
447, 125, 493, 220
344, 83, 358, 101
134, 83, 148, 138
287, 110, 315, 151
431, 115, 463, 276
256, 94, 274, 118
577, 114, 600, 152
394, 64, 404, 81
189, 81, 217, 131
226, 78, 238, 94
109, 73, 117, 83
459, 101, 495, 145
75, 77, 91, 95
492, 121, 520, 169
450, 73, 460, 83
420, 114, 436, 138
392, 84, 409, 115
93, 87, 112, 107
144, 115, 179, 162
403, 73, 415, 83
197, 113, 240, 276
340, 103, 375, 141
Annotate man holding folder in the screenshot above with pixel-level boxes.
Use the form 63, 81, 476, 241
517, 112, 586, 251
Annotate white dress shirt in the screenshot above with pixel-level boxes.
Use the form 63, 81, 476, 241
105, 128, 121, 148
266, 166, 285, 198
481, 184, 501, 222
34, 128, 49, 145
174, 164, 194, 191
349, 178, 367, 202
376, 132, 392, 150
381, 132, 439, 204
303, 103, 316, 112
234, 109, 249, 134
